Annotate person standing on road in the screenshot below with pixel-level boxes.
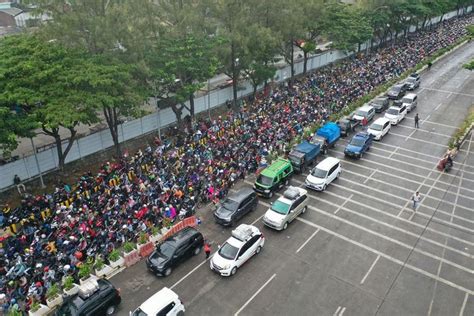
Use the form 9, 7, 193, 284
414, 113, 420, 128
204, 240, 211, 259
412, 191, 421, 211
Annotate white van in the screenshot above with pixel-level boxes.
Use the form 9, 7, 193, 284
384, 105, 407, 125
401, 93, 418, 112
305, 157, 341, 191
131, 287, 185, 316
367, 117, 391, 140
352, 105, 375, 122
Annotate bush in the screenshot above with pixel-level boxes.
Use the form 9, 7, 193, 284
46, 283, 60, 300
78, 263, 91, 280
63, 276, 75, 290
123, 241, 135, 253
30, 301, 40, 312
94, 257, 105, 270
448, 105, 474, 149
151, 226, 160, 236
138, 232, 148, 245
108, 249, 120, 262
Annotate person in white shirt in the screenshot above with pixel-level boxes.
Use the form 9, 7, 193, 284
412, 191, 421, 211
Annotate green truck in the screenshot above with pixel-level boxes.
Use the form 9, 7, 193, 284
254, 158, 293, 198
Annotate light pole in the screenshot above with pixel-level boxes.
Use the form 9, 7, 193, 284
30, 136, 45, 188
207, 78, 211, 120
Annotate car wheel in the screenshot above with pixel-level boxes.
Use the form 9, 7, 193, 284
164, 267, 172, 277
177, 311, 185, 316
106, 305, 116, 315
301, 206, 307, 214
367, 146, 370, 151
322, 184, 327, 191
268, 191, 273, 198
194, 247, 201, 256
256, 246, 262, 254
283, 222, 288, 230
336, 171, 341, 179
231, 266, 237, 276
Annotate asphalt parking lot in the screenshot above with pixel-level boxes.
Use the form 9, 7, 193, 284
112, 41, 474, 316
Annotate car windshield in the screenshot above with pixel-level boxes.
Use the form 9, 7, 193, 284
350, 138, 365, 147
218, 242, 239, 260
387, 108, 399, 115
256, 174, 273, 186
221, 199, 239, 211
288, 154, 302, 165
406, 77, 416, 83
311, 167, 327, 178
402, 97, 412, 103
370, 123, 383, 131
271, 200, 291, 215
372, 99, 385, 105
391, 86, 401, 92
355, 110, 367, 117
131, 308, 147, 316
158, 242, 175, 258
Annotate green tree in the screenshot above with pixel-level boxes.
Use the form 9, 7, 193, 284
0, 105, 36, 157
0, 34, 99, 169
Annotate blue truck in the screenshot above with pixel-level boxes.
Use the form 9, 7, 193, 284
344, 132, 373, 159
288, 141, 321, 173
311, 122, 341, 155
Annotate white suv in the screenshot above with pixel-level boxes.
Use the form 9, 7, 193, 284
210, 224, 265, 276
131, 287, 185, 316
367, 117, 391, 140
305, 157, 341, 191
262, 186, 308, 230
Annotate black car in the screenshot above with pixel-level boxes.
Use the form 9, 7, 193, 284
56, 279, 121, 316
387, 84, 407, 100
214, 187, 258, 226
147, 227, 204, 276
337, 117, 359, 137
369, 97, 389, 113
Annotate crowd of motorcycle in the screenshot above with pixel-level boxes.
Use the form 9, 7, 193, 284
0, 13, 472, 313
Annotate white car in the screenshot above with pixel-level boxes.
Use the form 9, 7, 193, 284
305, 157, 341, 191
384, 105, 407, 125
401, 93, 418, 112
352, 105, 375, 122
131, 287, 185, 316
367, 117, 391, 140
210, 224, 264, 276
262, 186, 308, 230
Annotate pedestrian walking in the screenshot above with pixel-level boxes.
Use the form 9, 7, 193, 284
204, 241, 211, 259
414, 113, 419, 128
412, 191, 421, 211
362, 116, 368, 127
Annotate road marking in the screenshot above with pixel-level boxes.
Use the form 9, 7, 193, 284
401, 170, 440, 218
405, 129, 417, 141
434, 102, 443, 111
234, 273, 276, 316
445, 92, 452, 98
363, 170, 377, 184
421, 114, 432, 125
296, 229, 320, 253
311, 182, 474, 248
334, 194, 353, 214
420, 87, 474, 98
330, 149, 474, 195
301, 189, 472, 257
360, 255, 380, 284
170, 255, 214, 290
334, 306, 347, 316
388, 146, 398, 158
459, 293, 469, 316
390, 131, 469, 151
393, 124, 452, 138
404, 116, 459, 129
296, 217, 474, 295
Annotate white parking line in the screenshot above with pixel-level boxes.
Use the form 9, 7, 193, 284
234, 273, 276, 316
296, 229, 320, 253
390, 131, 469, 151
335, 176, 474, 226
459, 293, 469, 316
421, 87, 474, 98
399, 171, 440, 218
302, 190, 472, 257
296, 217, 474, 295
363, 170, 377, 184
334, 194, 353, 214
310, 183, 474, 248
445, 92, 452, 98
170, 255, 213, 290
334, 306, 347, 316
360, 255, 380, 284
434, 102, 443, 111
404, 116, 459, 129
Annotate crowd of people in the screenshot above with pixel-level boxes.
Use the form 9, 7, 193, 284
0, 14, 472, 313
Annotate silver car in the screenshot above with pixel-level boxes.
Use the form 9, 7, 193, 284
262, 187, 308, 230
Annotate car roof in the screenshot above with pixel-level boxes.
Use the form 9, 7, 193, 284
357, 104, 374, 111
138, 287, 179, 314
261, 158, 290, 177
403, 93, 417, 99
388, 106, 401, 111
165, 227, 200, 244
227, 187, 255, 203
277, 186, 307, 205
316, 157, 340, 171
372, 117, 390, 125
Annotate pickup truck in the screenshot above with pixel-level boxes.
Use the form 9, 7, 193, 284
288, 141, 320, 173
337, 117, 360, 137
344, 132, 373, 159
311, 122, 341, 155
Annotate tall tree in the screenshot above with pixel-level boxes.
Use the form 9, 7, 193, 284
0, 34, 99, 169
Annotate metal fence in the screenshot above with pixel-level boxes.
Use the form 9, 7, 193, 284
0, 7, 471, 191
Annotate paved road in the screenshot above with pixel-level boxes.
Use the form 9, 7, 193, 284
111, 41, 474, 315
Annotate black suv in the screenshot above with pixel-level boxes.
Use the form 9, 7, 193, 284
387, 84, 407, 100
369, 97, 389, 113
214, 187, 258, 226
56, 279, 121, 316
147, 227, 204, 277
